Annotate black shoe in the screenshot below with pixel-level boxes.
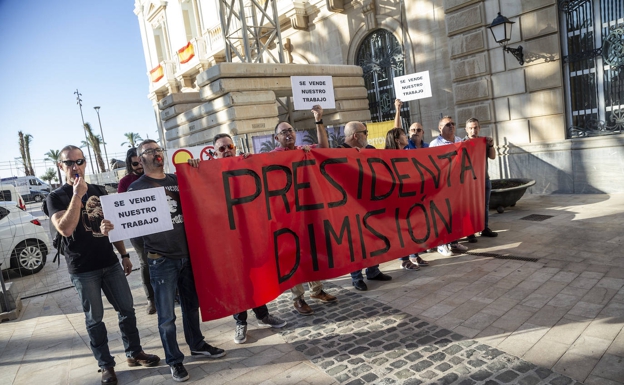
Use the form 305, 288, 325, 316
100, 367, 117, 385
190, 343, 226, 358
467, 234, 478, 243
170, 363, 189, 382
368, 272, 392, 281
481, 228, 498, 237
352, 280, 368, 291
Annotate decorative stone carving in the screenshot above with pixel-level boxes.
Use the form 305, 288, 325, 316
290, 1, 309, 31
284, 38, 294, 64
326, 0, 344, 13
362, 0, 377, 30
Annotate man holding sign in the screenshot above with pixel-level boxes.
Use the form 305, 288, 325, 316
271, 105, 337, 315
47, 145, 160, 385
126, 140, 225, 383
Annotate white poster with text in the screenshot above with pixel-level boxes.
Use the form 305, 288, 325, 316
393, 71, 433, 102
291, 76, 336, 110
100, 187, 173, 242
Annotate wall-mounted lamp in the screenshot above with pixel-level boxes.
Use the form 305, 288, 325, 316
488, 12, 524, 65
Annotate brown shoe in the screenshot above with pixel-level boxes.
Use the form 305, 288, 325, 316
127, 351, 161, 367
310, 290, 337, 303
146, 300, 156, 315
100, 367, 117, 384
294, 298, 314, 315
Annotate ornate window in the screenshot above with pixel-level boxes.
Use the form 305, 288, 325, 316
356, 29, 409, 124
561, 0, 624, 137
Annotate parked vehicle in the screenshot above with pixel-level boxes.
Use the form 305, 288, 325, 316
0, 183, 26, 210
0, 176, 50, 202
0, 201, 51, 275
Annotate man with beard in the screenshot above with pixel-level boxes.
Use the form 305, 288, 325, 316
47, 145, 160, 385
125, 140, 225, 383
337, 121, 393, 291
271, 106, 337, 315
117, 148, 155, 315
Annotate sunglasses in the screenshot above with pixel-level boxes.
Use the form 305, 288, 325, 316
141, 148, 164, 156
277, 128, 294, 135
443, 122, 456, 128
61, 159, 86, 167
218, 143, 235, 152
131, 161, 141, 167
355, 130, 369, 135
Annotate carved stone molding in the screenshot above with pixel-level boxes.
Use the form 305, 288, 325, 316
290, 1, 309, 30
362, 0, 376, 30
326, 0, 344, 13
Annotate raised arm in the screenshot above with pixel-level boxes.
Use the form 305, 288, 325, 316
51, 177, 88, 237
312, 105, 330, 148
394, 99, 403, 128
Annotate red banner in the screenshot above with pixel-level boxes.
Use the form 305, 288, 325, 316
177, 139, 486, 321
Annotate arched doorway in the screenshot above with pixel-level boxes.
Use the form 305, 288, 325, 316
356, 29, 409, 124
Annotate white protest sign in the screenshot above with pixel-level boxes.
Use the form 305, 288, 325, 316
291, 76, 336, 110
100, 187, 173, 243
393, 71, 433, 102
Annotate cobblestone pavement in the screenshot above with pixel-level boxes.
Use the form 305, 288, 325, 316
272, 283, 581, 385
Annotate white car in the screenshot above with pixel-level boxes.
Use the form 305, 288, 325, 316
0, 201, 51, 275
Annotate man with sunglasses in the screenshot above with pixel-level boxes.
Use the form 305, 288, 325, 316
337, 121, 393, 291
117, 148, 155, 315
429, 116, 469, 257
46, 145, 160, 385
394, 99, 429, 149
271, 105, 337, 315
126, 140, 225, 382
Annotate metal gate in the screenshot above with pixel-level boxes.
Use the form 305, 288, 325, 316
561, 0, 624, 137
356, 29, 410, 124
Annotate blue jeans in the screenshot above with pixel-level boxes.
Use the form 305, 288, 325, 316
350, 265, 381, 282
70, 262, 142, 369
485, 178, 492, 230
148, 256, 205, 365
233, 305, 268, 325
130, 237, 154, 301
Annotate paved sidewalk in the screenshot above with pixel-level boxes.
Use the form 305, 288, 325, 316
0, 194, 623, 384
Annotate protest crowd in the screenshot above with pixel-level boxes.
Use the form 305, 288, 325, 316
46, 100, 498, 384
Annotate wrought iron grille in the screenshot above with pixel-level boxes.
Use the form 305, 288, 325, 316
356, 30, 410, 124
562, 0, 624, 138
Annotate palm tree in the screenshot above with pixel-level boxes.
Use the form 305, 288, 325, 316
44, 149, 63, 185
302, 129, 318, 145
121, 132, 143, 148
24, 134, 35, 176
84, 123, 106, 172
328, 127, 346, 148
40, 168, 57, 185
259, 137, 278, 153
18, 131, 29, 175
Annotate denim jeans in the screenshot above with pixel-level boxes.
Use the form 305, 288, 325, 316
70, 262, 142, 369
148, 256, 205, 365
233, 305, 269, 325
485, 178, 492, 230
350, 265, 381, 282
130, 237, 154, 301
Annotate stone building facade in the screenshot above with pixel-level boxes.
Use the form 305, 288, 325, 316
134, 0, 624, 193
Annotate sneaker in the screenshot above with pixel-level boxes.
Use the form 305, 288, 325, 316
190, 343, 226, 358
415, 256, 429, 266
258, 314, 287, 328
437, 244, 453, 257
234, 324, 247, 344
481, 228, 498, 237
401, 260, 420, 270
451, 243, 468, 252
146, 300, 156, 315
170, 363, 189, 382
310, 290, 337, 303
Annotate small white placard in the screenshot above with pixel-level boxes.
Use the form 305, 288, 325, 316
393, 71, 433, 102
291, 76, 336, 110
100, 187, 173, 243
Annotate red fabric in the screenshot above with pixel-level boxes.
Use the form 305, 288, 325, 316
117, 173, 140, 193
176, 139, 486, 321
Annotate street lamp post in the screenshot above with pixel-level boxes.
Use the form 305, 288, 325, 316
93, 106, 110, 171
74, 89, 95, 174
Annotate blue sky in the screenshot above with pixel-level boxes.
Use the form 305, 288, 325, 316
0, 0, 157, 179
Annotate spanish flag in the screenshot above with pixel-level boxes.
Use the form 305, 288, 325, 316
150, 65, 164, 83
178, 42, 195, 64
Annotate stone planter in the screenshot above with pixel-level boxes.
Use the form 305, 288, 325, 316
490, 178, 536, 213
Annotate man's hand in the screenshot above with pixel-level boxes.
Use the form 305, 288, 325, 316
188, 159, 201, 168
242, 153, 252, 159
73, 176, 88, 198
302, 145, 311, 153
121, 257, 133, 276
486, 137, 494, 146
395, 99, 402, 109
100, 219, 114, 236
311, 105, 323, 121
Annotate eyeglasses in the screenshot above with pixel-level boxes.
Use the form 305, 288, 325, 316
141, 148, 164, 156
355, 130, 369, 136
218, 143, 235, 152
277, 128, 294, 135
61, 159, 86, 167
443, 122, 456, 129
131, 161, 141, 167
